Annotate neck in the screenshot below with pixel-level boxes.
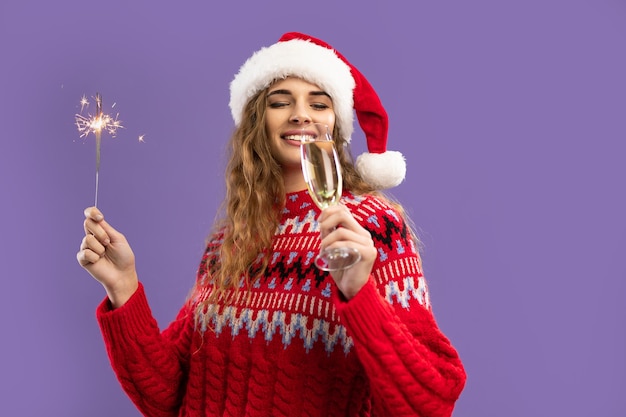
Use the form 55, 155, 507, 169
282, 166, 308, 193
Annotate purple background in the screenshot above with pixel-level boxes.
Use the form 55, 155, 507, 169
1, 0, 624, 416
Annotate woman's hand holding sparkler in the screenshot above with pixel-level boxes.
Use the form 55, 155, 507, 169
77, 207, 138, 308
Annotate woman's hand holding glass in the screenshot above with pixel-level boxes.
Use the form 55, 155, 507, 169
316, 203, 378, 299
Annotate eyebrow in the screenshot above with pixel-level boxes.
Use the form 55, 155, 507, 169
267, 89, 331, 98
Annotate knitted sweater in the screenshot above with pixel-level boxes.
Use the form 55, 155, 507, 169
97, 190, 466, 417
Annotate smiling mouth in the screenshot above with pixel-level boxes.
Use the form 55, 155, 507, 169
282, 134, 317, 142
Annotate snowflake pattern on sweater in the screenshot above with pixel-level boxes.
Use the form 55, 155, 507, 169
193, 192, 429, 355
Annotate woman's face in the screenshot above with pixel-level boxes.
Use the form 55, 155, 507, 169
265, 77, 336, 174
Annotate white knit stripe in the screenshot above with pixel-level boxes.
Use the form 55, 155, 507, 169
274, 234, 319, 252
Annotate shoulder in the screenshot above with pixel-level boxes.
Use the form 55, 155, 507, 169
205, 229, 225, 254
197, 229, 225, 275
343, 192, 406, 230
346, 190, 419, 253
344, 192, 416, 250
344, 193, 427, 309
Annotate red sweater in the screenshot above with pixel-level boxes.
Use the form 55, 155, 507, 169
97, 190, 466, 417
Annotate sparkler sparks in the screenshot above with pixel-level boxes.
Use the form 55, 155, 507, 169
79, 95, 89, 112
75, 94, 123, 139
74, 93, 123, 207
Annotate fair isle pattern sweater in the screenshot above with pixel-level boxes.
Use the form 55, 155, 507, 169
97, 190, 466, 417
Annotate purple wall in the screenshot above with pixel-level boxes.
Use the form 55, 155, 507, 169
1, 1, 624, 415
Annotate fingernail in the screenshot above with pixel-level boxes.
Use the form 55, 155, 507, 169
103, 238, 110, 246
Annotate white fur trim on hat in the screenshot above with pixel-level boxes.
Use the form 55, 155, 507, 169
355, 151, 406, 189
229, 38, 356, 140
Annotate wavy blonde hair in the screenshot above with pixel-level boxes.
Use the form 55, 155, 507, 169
193, 82, 412, 318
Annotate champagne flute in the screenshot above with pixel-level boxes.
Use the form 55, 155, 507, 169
299, 123, 361, 271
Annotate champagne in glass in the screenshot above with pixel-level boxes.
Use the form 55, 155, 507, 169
300, 139, 342, 208
299, 123, 361, 271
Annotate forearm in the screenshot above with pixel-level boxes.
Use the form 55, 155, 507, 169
335, 280, 466, 417
102, 271, 139, 309
97, 283, 188, 416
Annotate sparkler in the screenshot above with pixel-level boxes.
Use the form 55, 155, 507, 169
75, 93, 123, 207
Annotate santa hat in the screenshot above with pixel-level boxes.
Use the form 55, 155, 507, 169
229, 32, 406, 189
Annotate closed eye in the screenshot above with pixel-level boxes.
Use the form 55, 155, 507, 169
268, 101, 290, 108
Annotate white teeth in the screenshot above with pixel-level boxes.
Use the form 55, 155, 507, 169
283, 134, 315, 141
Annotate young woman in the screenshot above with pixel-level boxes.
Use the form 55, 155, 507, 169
77, 32, 466, 417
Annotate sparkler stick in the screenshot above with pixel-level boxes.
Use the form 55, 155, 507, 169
75, 93, 123, 207
94, 94, 102, 207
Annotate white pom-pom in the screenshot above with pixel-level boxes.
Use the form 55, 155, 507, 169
355, 151, 406, 189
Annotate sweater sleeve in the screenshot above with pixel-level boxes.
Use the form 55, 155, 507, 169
334, 199, 466, 417
97, 282, 194, 417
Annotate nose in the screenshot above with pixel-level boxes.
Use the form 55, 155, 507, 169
289, 103, 311, 124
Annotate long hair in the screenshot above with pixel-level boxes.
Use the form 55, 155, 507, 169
192, 82, 413, 322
